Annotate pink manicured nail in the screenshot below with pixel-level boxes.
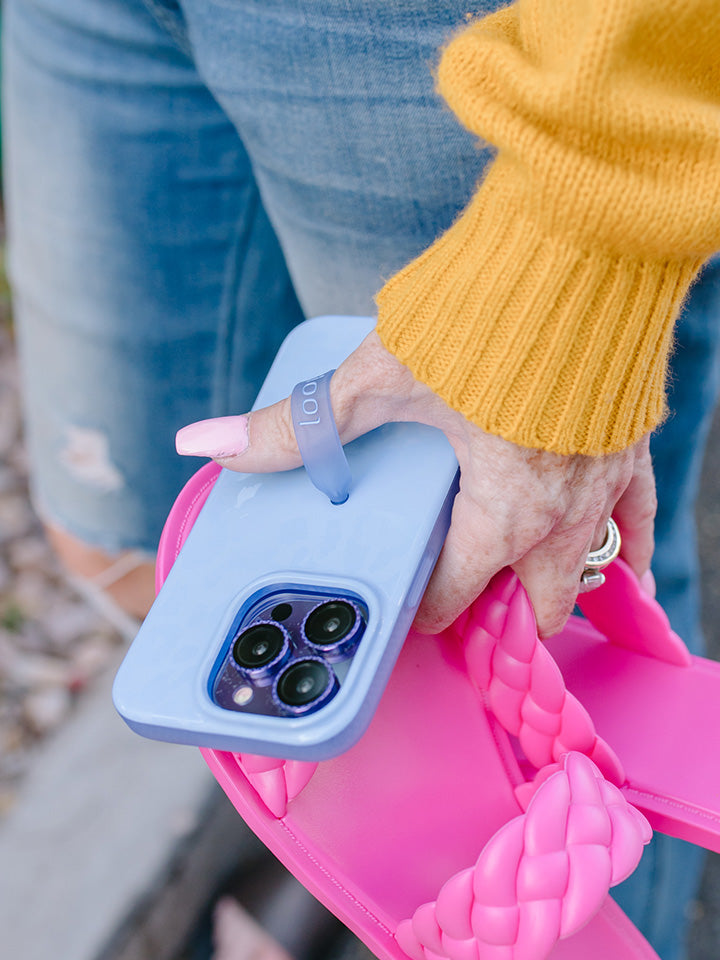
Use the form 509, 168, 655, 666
175, 415, 249, 458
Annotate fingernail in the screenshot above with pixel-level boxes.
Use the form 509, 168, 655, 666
175, 416, 249, 458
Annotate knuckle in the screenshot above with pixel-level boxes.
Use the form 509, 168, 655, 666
636, 494, 657, 524
274, 400, 300, 456
328, 386, 355, 436
538, 599, 574, 638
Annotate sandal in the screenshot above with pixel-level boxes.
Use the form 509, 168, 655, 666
153, 462, 719, 960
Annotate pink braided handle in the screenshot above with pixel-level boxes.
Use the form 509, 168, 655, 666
396, 752, 651, 960
459, 570, 626, 787
231, 753, 318, 818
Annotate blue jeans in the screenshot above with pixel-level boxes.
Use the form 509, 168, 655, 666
3, 0, 490, 553
4, 1, 720, 956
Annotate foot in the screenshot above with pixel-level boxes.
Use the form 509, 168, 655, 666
45, 524, 156, 621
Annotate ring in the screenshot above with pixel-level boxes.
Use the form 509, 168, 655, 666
580, 518, 621, 590
291, 370, 352, 505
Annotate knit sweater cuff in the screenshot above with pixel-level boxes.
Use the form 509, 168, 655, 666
375, 165, 701, 456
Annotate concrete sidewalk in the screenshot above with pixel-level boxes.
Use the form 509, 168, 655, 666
0, 650, 263, 960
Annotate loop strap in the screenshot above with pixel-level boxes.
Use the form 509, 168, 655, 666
291, 370, 352, 505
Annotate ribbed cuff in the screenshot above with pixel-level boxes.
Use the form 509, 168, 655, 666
376, 165, 701, 455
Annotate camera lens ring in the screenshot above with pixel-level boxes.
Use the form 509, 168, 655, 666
301, 599, 362, 656
273, 658, 338, 715
232, 621, 290, 678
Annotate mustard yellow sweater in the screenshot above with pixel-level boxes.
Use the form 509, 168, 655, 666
376, 0, 720, 455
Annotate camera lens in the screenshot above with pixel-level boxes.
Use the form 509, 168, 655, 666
304, 600, 357, 647
275, 659, 336, 712
233, 623, 287, 672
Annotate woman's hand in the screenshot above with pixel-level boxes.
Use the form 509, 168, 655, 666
176, 332, 656, 637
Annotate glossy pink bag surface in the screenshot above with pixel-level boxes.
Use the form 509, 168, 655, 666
155, 462, 720, 960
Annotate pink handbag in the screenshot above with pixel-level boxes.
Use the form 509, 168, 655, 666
157, 462, 720, 960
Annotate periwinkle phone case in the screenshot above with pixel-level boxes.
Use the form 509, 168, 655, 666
113, 316, 459, 759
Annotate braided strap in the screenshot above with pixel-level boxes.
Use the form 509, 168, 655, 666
396, 753, 651, 960
461, 570, 625, 786
232, 753, 318, 818
577, 557, 691, 666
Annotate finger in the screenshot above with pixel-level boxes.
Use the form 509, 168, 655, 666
589, 513, 612, 552
512, 523, 597, 638
413, 491, 509, 634
175, 403, 297, 472
174, 333, 416, 473
611, 442, 657, 578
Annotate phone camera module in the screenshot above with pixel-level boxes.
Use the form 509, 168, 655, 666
274, 659, 338, 714
302, 600, 362, 657
232, 622, 289, 678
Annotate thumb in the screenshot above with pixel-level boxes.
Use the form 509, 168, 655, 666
175, 400, 301, 473
175, 333, 414, 474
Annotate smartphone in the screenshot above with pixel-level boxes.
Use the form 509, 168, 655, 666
113, 316, 459, 760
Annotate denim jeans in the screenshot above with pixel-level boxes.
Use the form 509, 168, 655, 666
3, 0, 491, 553
4, 1, 720, 956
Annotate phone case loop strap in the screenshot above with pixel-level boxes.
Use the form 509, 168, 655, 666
291, 370, 352, 505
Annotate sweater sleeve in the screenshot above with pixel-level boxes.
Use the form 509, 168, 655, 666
375, 0, 720, 455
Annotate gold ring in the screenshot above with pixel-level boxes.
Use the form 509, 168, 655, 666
580, 518, 621, 590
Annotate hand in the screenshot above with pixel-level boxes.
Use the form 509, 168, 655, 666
176, 332, 656, 637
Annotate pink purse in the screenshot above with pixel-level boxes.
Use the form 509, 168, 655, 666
157, 462, 720, 960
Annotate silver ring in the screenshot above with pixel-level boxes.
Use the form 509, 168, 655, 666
580, 518, 621, 590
